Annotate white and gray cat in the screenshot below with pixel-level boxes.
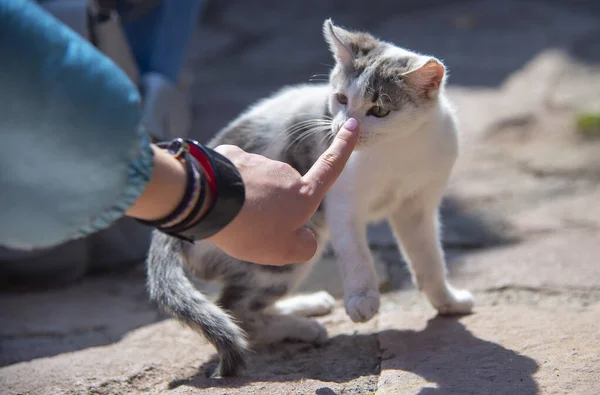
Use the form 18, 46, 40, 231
146, 19, 474, 377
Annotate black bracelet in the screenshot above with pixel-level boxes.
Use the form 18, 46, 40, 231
139, 138, 245, 243
158, 161, 207, 236
169, 139, 245, 242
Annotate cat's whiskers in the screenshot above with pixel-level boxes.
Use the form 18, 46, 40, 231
319, 130, 335, 148
273, 118, 332, 151
287, 119, 332, 128
285, 118, 332, 135
286, 121, 332, 134
285, 124, 332, 142
309, 73, 330, 83
290, 125, 330, 145
286, 125, 331, 151
314, 127, 336, 149
281, 113, 332, 125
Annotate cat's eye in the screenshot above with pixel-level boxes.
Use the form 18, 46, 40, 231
336, 93, 348, 105
367, 105, 390, 118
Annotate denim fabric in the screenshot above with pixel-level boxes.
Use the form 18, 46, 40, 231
117, 0, 207, 83
0, 0, 153, 250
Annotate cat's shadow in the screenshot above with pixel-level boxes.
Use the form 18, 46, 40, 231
169, 316, 539, 394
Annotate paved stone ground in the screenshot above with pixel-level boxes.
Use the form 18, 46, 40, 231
2, 0, 600, 394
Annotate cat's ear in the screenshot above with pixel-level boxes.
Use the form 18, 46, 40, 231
402, 58, 446, 98
323, 19, 353, 67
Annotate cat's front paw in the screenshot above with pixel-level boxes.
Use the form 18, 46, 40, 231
344, 290, 380, 322
434, 288, 474, 315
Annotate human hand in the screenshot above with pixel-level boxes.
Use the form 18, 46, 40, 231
208, 118, 359, 265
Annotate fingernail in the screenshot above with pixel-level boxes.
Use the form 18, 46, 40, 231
298, 227, 316, 241
343, 118, 358, 132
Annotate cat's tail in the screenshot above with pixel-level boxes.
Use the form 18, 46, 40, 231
146, 231, 247, 377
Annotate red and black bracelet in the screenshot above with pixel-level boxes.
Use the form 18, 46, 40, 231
138, 138, 245, 243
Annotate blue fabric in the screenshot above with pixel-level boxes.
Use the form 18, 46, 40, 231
118, 0, 206, 83
0, 0, 154, 250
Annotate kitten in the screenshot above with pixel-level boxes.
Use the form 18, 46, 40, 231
146, 19, 474, 377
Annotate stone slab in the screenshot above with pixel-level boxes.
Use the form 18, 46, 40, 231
377, 304, 600, 395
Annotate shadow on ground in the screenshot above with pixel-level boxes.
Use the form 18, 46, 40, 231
0, 194, 513, 367
0, 195, 517, 366
169, 332, 380, 390
168, 316, 538, 394
371, 195, 519, 292
0, 268, 164, 367
379, 316, 539, 394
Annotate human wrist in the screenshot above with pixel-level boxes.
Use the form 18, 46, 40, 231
125, 145, 187, 221
158, 161, 212, 228
136, 141, 210, 235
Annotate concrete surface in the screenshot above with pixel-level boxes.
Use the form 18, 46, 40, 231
2, 0, 600, 394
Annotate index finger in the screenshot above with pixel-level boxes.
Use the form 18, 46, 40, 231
302, 118, 359, 201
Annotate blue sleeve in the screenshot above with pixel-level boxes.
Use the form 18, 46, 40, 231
0, 0, 154, 250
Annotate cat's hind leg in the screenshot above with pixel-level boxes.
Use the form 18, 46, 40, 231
267, 290, 335, 317
248, 313, 329, 345
217, 264, 330, 346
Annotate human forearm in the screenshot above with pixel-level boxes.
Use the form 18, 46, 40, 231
125, 145, 214, 222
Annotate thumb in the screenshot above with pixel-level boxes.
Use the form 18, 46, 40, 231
302, 118, 359, 203
281, 227, 318, 264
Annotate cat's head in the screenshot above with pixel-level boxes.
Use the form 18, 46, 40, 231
324, 19, 447, 146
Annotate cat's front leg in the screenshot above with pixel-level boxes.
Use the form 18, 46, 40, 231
326, 201, 380, 323
388, 191, 474, 315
